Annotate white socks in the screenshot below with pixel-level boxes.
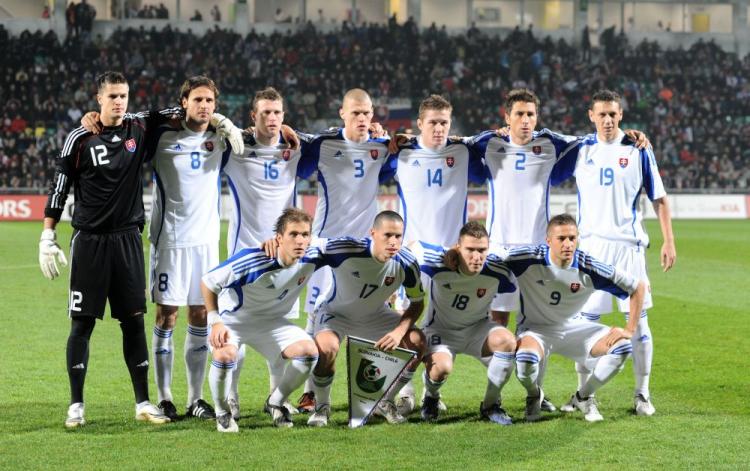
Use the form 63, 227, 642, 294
484, 351, 515, 408
579, 339, 632, 398
184, 324, 208, 406
152, 326, 173, 402
209, 359, 235, 416
268, 356, 318, 406
515, 349, 541, 397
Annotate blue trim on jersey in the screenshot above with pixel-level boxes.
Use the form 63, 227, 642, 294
225, 174, 242, 256
220, 146, 231, 169
326, 270, 338, 304
504, 245, 547, 278
575, 250, 630, 299
152, 169, 167, 248
517, 292, 526, 325
230, 262, 280, 289
316, 172, 330, 237
641, 148, 656, 200
462, 197, 468, 225
210, 247, 264, 272
576, 189, 582, 225
483, 255, 516, 294
487, 171, 496, 237
396, 247, 421, 289
545, 172, 552, 224
396, 182, 407, 238
631, 187, 641, 244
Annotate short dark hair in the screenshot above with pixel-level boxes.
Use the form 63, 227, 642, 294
96, 71, 128, 92
274, 208, 312, 234
179, 75, 219, 105
547, 213, 578, 234
373, 210, 403, 229
459, 221, 488, 240
504, 88, 540, 114
590, 89, 621, 109
418, 94, 452, 119
252, 87, 284, 112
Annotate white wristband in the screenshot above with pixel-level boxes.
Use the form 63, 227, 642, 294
207, 310, 221, 327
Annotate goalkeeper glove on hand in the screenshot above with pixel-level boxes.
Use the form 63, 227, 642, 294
211, 113, 245, 155
39, 228, 68, 280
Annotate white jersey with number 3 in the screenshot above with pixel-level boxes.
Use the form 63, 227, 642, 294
149, 123, 229, 249
299, 129, 390, 238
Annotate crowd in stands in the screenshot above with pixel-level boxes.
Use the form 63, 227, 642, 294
0, 19, 748, 192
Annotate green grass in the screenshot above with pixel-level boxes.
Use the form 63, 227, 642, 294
1, 220, 749, 469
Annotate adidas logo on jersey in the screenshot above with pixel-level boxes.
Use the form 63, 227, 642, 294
334, 151, 344, 157
111, 135, 121, 142
352, 271, 360, 278
174, 144, 182, 151
536, 280, 545, 286
249, 151, 258, 158
411, 160, 421, 167
442, 283, 452, 289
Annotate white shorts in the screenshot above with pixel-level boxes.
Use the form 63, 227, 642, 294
150, 243, 218, 306
489, 244, 520, 312
516, 320, 610, 369
579, 238, 653, 314
424, 319, 507, 361
313, 303, 403, 342
304, 266, 333, 314
218, 316, 312, 363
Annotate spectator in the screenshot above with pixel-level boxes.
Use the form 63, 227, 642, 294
190, 10, 202, 21
211, 5, 221, 22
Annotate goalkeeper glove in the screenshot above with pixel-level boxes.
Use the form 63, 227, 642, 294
211, 112, 245, 155
39, 228, 68, 280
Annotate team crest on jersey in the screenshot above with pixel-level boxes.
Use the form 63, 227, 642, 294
297, 276, 306, 285
282, 149, 291, 161
446, 157, 455, 168
370, 149, 379, 160
384, 276, 395, 286
205, 141, 214, 152
570, 282, 581, 293
533, 145, 542, 154
619, 157, 628, 168
477, 288, 487, 298
125, 138, 137, 153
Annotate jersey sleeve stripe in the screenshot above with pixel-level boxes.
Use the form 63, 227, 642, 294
61, 127, 89, 157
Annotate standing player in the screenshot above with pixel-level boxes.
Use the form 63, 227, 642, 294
307, 211, 426, 427
78, 78, 244, 421
201, 209, 321, 432
409, 222, 517, 424
464, 88, 649, 412
383, 94, 485, 413
222, 87, 302, 418
40, 71, 173, 427
295, 88, 392, 411
551, 90, 676, 416
146, 76, 244, 421
506, 214, 646, 422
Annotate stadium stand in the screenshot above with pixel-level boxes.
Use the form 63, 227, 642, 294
0, 21, 748, 192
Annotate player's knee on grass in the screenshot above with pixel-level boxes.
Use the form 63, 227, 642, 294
282, 339, 318, 359
425, 353, 453, 382
155, 304, 179, 329
402, 328, 427, 359
212, 345, 238, 364
483, 328, 516, 356
187, 305, 207, 326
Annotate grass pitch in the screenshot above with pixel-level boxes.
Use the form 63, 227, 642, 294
1, 220, 748, 469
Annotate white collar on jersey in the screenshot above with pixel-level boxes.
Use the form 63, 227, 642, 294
417, 135, 447, 152
341, 127, 370, 144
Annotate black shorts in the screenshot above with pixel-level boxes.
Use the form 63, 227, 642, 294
68, 227, 147, 319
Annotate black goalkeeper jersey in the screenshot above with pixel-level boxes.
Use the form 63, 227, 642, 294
45, 110, 177, 233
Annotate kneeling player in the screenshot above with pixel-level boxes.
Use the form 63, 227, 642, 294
308, 211, 427, 427
504, 214, 645, 422
410, 222, 517, 424
200, 209, 321, 432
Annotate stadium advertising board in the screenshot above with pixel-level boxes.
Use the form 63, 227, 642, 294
2, 194, 747, 221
